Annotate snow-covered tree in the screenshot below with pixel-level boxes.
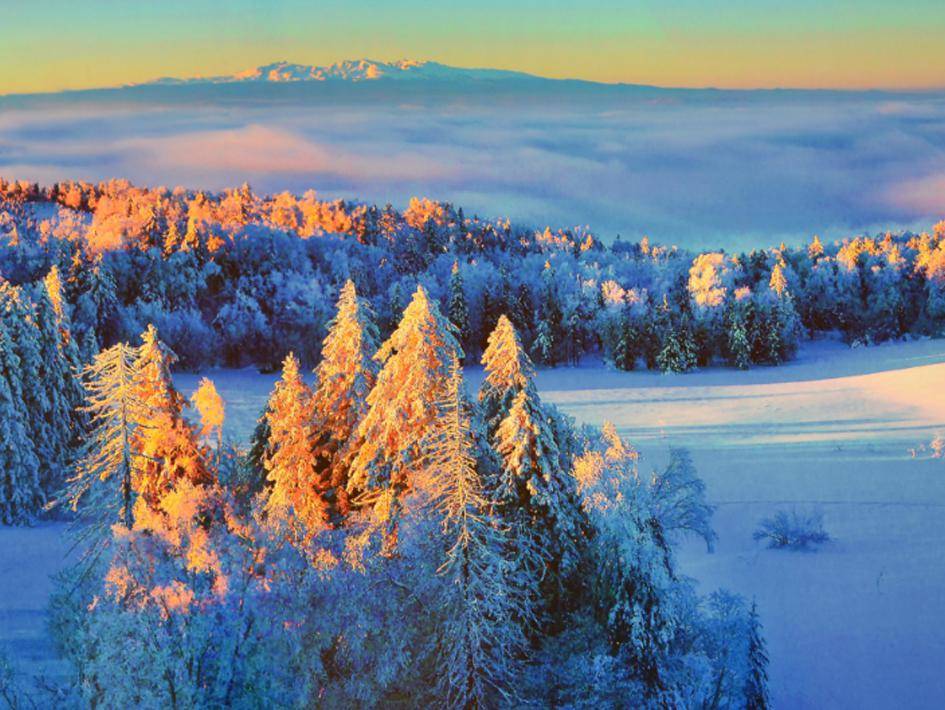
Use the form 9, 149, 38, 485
347, 285, 462, 502
67, 343, 144, 539
263, 353, 327, 536
131, 324, 209, 509
0, 320, 42, 524
572, 424, 680, 698
743, 602, 770, 709
424, 360, 528, 707
479, 314, 536, 434
191, 377, 225, 463
311, 280, 379, 519
447, 261, 470, 355
648, 448, 716, 551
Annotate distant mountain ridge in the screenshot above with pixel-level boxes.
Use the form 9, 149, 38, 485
139, 59, 535, 86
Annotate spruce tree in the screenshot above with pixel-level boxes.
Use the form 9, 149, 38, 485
743, 602, 771, 710
130, 324, 209, 509
447, 261, 470, 356
482, 316, 584, 621
726, 298, 753, 370
613, 305, 639, 371
425, 360, 527, 707
264, 353, 325, 535
0, 320, 42, 524
347, 285, 462, 503
479, 314, 536, 435
33, 284, 86, 489
311, 280, 380, 518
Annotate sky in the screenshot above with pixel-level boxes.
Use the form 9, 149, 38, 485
2, 0, 945, 94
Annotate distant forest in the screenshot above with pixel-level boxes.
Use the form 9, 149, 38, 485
1, 176, 943, 373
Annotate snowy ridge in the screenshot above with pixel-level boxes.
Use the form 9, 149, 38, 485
140, 59, 534, 86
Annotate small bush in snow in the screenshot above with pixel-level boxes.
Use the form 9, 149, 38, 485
753, 509, 829, 550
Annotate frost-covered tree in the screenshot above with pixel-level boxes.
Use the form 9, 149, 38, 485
613, 304, 640, 371
572, 424, 680, 698
743, 602, 771, 710
67, 343, 144, 540
424, 360, 528, 707
263, 353, 326, 536
648, 448, 716, 551
312, 280, 379, 519
447, 261, 470, 355
0, 320, 42, 524
347, 285, 462, 503
131, 324, 209, 509
491, 376, 584, 621
479, 314, 535, 434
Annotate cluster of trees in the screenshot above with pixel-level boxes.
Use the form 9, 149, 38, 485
1, 178, 943, 375
0, 267, 85, 523
39, 282, 770, 707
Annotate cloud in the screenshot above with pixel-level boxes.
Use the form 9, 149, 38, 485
1, 90, 944, 250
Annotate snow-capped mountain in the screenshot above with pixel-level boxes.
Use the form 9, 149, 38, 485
143, 59, 533, 86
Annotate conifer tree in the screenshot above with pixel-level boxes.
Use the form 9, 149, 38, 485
479, 314, 536, 434
311, 280, 380, 518
347, 285, 462, 505
613, 305, 639, 371
657, 320, 698, 373
130, 325, 209, 509
743, 602, 771, 710
33, 285, 86, 487
425, 360, 527, 707
0, 321, 42, 524
67, 342, 144, 538
447, 261, 470, 355
263, 353, 325, 535
726, 296, 753, 370
483, 315, 584, 619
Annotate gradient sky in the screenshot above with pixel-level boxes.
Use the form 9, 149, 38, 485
2, 0, 944, 94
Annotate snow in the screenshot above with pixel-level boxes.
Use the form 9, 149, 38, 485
3, 336, 945, 705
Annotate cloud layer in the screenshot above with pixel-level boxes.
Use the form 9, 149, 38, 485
1, 90, 944, 250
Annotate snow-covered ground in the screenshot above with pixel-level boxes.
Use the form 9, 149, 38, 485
4, 336, 945, 706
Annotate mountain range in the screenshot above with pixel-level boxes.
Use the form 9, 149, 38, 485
138, 59, 534, 86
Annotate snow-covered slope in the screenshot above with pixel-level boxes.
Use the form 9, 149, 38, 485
142, 58, 533, 86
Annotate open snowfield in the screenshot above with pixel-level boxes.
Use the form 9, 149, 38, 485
3, 335, 945, 706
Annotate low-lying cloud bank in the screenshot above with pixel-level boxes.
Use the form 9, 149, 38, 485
1, 87, 943, 250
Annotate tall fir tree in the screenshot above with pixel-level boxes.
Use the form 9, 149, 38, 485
481, 315, 584, 623
743, 602, 771, 710
311, 280, 380, 519
613, 304, 639, 371
479, 314, 536, 435
347, 285, 462, 506
130, 324, 209, 509
263, 353, 326, 536
0, 320, 43, 524
424, 359, 528, 708
447, 261, 470, 357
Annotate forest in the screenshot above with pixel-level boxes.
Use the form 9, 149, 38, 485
1, 175, 943, 706
1, 177, 943, 375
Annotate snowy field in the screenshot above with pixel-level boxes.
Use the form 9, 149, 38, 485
3, 336, 945, 706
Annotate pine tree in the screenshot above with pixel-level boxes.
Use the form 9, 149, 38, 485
263, 353, 326, 535
484, 318, 584, 621
67, 343, 144, 538
447, 261, 470, 355
0, 320, 42, 524
130, 324, 209, 509
311, 280, 380, 519
613, 305, 639, 371
425, 359, 527, 707
726, 297, 753, 370
657, 321, 697, 373
32, 284, 86, 489
191, 377, 225, 462
347, 285, 462, 507
743, 602, 771, 709
479, 314, 536, 435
